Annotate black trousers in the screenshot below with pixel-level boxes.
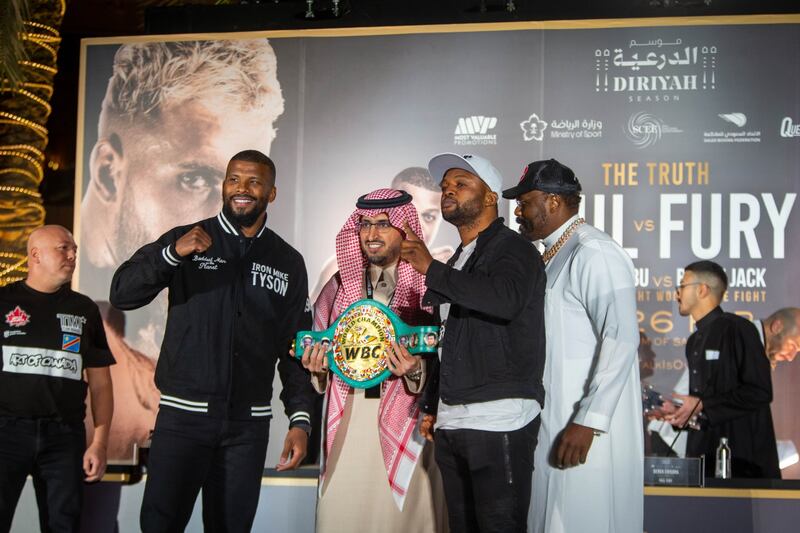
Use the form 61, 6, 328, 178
434, 416, 540, 533
140, 408, 270, 533
0, 417, 86, 533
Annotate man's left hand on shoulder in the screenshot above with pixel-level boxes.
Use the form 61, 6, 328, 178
556, 422, 599, 469
276, 426, 308, 471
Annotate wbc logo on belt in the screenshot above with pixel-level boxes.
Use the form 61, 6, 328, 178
293, 299, 440, 388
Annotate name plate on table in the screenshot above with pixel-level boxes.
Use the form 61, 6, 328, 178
644, 456, 705, 487
293, 299, 439, 389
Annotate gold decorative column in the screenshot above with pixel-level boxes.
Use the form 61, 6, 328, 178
0, 0, 65, 285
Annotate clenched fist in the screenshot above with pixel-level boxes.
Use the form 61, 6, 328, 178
175, 226, 212, 257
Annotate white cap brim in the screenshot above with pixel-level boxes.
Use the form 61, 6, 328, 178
427, 152, 503, 194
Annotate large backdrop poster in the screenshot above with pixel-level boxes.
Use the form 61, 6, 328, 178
75, 16, 800, 475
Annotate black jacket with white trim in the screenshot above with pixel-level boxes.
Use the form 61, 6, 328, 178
420, 217, 546, 411
110, 212, 315, 428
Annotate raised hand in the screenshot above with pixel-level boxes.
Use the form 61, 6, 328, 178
175, 226, 212, 257
400, 222, 434, 274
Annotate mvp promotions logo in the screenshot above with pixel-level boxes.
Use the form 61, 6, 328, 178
454, 116, 498, 146
595, 37, 717, 103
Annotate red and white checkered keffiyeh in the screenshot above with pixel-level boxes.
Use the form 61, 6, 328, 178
313, 188, 432, 510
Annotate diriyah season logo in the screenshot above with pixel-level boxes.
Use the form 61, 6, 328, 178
595, 37, 717, 103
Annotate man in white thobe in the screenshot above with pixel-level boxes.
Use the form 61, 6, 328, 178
503, 159, 643, 533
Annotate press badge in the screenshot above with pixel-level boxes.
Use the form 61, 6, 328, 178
705, 350, 720, 361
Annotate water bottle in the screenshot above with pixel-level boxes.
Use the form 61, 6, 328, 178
715, 437, 732, 479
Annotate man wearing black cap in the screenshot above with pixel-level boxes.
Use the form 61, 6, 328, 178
402, 153, 546, 533
503, 159, 643, 533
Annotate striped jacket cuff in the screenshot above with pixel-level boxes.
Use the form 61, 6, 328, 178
251, 405, 273, 418
289, 411, 312, 434
161, 244, 182, 267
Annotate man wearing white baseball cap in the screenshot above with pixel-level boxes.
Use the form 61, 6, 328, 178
401, 153, 547, 533
426, 153, 505, 198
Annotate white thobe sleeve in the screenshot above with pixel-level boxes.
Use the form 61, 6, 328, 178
571, 241, 641, 433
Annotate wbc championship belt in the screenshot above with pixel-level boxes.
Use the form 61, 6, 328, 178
294, 299, 439, 389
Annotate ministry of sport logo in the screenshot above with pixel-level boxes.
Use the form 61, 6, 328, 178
454, 116, 498, 146
521, 113, 603, 141
520, 114, 547, 141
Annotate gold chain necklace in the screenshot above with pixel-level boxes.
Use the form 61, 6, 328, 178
542, 218, 585, 264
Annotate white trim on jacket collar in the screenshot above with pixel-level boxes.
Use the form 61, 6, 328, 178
217, 211, 268, 238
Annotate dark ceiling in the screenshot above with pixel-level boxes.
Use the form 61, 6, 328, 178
61, 0, 800, 36
145, 1, 799, 34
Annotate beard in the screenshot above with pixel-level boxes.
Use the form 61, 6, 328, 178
516, 210, 549, 242
362, 241, 399, 267
366, 250, 394, 267
222, 196, 266, 229
442, 196, 482, 227
516, 217, 536, 241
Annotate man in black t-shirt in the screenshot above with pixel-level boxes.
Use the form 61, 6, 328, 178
0, 225, 115, 532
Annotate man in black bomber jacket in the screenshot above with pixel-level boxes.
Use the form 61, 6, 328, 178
110, 150, 316, 533
401, 153, 547, 533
